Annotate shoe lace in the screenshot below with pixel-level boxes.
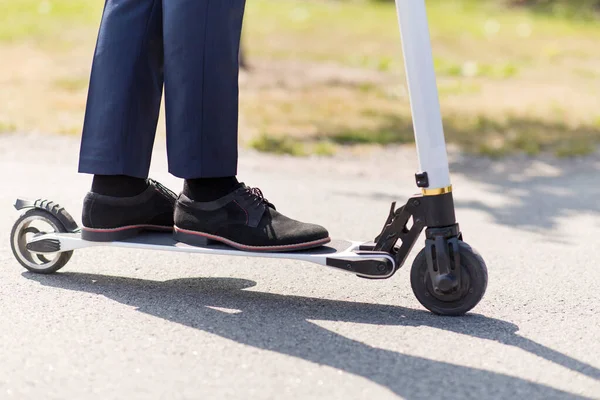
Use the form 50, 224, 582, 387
149, 179, 177, 204
245, 187, 276, 210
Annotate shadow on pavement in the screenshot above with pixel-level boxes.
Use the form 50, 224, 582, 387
336, 156, 600, 233
449, 156, 600, 231
24, 272, 597, 399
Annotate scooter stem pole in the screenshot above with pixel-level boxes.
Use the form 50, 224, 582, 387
394, 0, 451, 191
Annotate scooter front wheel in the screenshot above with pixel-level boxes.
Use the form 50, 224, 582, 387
10, 209, 73, 274
410, 241, 487, 316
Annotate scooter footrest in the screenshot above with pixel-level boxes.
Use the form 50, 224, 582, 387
326, 257, 394, 277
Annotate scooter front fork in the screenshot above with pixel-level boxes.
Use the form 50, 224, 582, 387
424, 223, 462, 296
418, 188, 463, 297
366, 190, 463, 292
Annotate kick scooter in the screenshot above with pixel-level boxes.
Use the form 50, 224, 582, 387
9, 0, 488, 316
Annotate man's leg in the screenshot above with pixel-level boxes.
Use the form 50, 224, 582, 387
78, 0, 177, 242
164, 1, 330, 251
162, 0, 244, 179
79, 0, 164, 179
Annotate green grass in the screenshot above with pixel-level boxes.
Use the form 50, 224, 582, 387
0, 121, 16, 133
251, 112, 600, 158
434, 59, 520, 79
2, 0, 600, 157
313, 141, 337, 156
0, 0, 101, 42
244, 0, 600, 73
249, 134, 308, 156
249, 134, 337, 157
437, 82, 482, 97
3, 0, 599, 63
240, 0, 600, 157
328, 128, 413, 146
53, 76, 89, 92
513, 0, 600, 21
554, 140, 595, 157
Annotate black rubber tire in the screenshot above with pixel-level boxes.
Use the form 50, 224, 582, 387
410, 241, 488, 316
10, 209, 73, 274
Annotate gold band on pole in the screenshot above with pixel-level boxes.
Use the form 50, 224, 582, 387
421, 185, 453, 196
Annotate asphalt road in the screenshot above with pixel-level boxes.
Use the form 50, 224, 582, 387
1, 133, 599, 399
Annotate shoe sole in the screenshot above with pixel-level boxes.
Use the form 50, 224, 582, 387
173, 226, 331, 253
82, 225, 173, 242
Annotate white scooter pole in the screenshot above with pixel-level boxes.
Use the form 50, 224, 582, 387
395, 0, 452, 195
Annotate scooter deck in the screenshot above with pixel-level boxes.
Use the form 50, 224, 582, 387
88, 232, 352, 257
34, 231, 352, 254
27, 231, 396, 276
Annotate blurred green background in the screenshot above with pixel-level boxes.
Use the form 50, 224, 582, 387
1, 0, 599, 157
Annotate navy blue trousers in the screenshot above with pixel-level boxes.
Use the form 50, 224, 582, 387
78, 0, 245, 179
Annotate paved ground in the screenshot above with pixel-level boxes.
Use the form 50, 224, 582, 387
1, 133, 599, 400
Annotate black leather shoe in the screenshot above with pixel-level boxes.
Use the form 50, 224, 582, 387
81, 179, 177, 242
174, 184, 330, 252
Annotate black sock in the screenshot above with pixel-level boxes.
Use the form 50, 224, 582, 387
92, 175, 149, 197
183, 177, 240, 202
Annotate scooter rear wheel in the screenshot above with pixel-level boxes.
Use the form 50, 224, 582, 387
410, 241, 487, 316
10, 209, 73, 274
